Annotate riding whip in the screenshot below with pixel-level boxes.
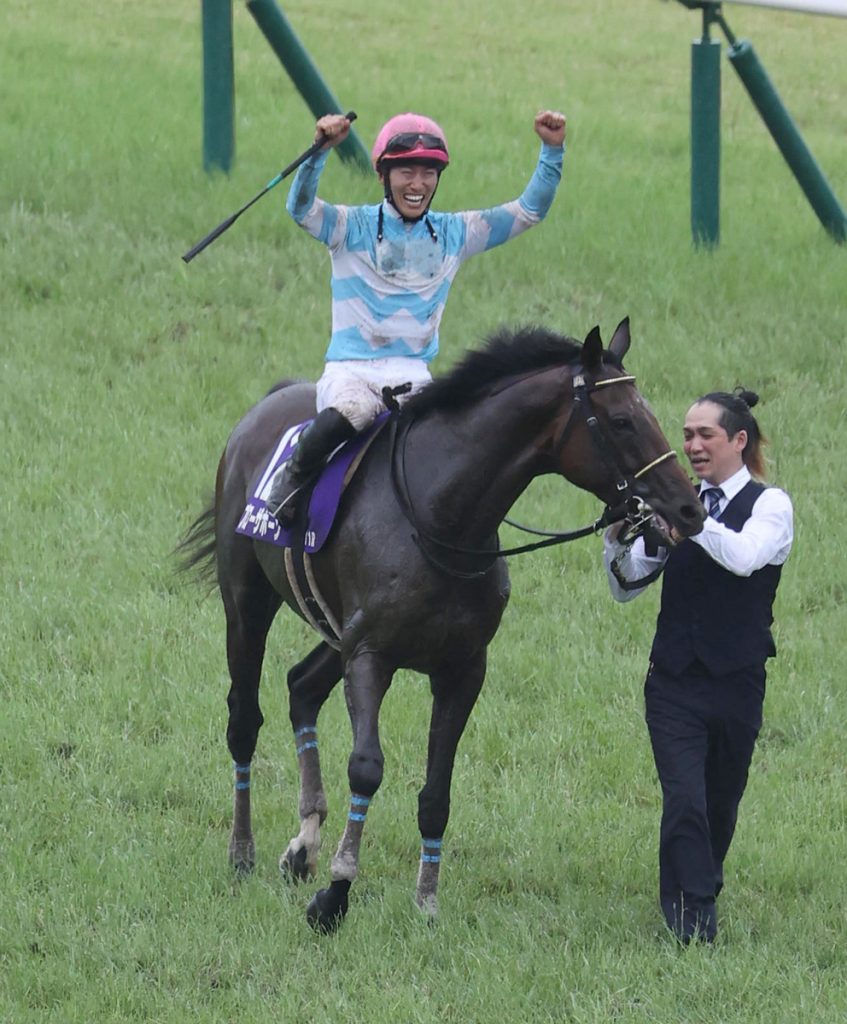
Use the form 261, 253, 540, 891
182, 111, 357, 263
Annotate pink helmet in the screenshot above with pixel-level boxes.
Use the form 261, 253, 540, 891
371, 113, 449, 173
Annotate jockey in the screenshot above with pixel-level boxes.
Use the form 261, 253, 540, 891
267, 108, 567, 524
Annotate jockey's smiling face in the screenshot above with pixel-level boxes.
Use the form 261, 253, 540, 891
382, 163, 440, 220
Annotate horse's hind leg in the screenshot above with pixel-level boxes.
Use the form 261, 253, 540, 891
415, 650, 487, 916
280, 642, 343, 882
221, 555, 282, 874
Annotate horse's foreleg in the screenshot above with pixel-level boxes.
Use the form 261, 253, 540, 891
415, 651, 487, 916
307, 650, 393, 933
280, 642, 343, 881
222, 569, 281, 874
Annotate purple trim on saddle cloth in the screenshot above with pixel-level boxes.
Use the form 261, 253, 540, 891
235, 413, 389, 553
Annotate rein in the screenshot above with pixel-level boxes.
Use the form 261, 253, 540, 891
389, 368, 677, 580
389, 414, 614, 580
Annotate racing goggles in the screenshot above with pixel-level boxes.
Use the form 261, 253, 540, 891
383, 132, 448, 158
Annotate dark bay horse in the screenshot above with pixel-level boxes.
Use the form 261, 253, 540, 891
180, 318, 704, 931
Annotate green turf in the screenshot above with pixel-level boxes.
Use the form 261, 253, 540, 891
2, 1, 846, 1020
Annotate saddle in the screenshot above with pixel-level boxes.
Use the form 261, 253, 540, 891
236, 412, 389, 553
235, 412, 390, 647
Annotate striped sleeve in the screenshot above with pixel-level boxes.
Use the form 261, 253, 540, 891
457, 142, 564, 258
286, 150, 348, 249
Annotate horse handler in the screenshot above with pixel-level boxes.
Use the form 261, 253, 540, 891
603, 390, 794, 944
267, 108, 567, 523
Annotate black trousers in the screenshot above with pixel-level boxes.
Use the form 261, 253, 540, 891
645, 661, 765, 942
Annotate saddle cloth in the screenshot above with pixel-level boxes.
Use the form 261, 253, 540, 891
235, 413, 388, 553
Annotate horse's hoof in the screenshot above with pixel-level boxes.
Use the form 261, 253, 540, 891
416, 893, 439, 920
306, 881, 350, 934
280, 845, 311, 883
228, 839, 256, 875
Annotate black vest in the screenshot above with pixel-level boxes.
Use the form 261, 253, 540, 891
650, 480, 783, 677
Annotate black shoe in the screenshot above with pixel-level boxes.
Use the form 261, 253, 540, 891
266, 409, 357, 526
267, 464, 300, 524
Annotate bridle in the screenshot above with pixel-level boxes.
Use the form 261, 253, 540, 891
389, 366, 677, 579
555, 371, 677, 503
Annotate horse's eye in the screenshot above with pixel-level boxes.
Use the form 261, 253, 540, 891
611, 415, 634, 432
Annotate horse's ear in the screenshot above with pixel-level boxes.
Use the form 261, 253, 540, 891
608, 316, 631, 362
582, 325, 603, 370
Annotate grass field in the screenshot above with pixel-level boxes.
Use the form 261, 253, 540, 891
2, 1, 847, 1021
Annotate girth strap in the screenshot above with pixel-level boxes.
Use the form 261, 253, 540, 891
285, 492, 342, 647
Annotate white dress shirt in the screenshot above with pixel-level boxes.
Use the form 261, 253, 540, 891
603, 465, 794, 603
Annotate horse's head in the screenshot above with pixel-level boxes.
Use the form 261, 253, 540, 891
554, 318, 704, 544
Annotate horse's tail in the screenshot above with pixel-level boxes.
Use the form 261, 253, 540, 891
175, 503, 217, 591
176, 380, 301, 589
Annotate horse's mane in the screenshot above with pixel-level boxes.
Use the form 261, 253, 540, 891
405, 325, 588, 417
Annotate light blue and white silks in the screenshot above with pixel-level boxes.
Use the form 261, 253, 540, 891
286, 142, 565, 364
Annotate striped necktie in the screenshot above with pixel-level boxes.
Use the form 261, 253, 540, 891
702, 487, 724, 518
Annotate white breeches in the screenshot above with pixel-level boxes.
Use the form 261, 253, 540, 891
316, 357, 433, 431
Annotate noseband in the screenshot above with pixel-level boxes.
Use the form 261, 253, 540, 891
389, 366, 677, 579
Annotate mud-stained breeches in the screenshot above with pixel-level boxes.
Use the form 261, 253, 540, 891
316, 358, 431, 431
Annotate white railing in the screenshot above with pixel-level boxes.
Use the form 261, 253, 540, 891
722, 0, 847, 16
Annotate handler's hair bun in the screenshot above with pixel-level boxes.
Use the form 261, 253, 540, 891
734, 387, 759, 409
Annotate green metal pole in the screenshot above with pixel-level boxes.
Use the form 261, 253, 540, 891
202, 0, 235, 173
245, 0, 371, 173
728, 39, 846, 243
691, 34, 722, 246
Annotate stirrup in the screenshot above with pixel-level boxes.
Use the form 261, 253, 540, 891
266, 462, 295, 513
269, 483, 304, 523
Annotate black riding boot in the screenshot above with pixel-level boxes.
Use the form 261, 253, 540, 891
267, 408, 357, 525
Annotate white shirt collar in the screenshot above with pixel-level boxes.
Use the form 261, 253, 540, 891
701, 464, 750, 503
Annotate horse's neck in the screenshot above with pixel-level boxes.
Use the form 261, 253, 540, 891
407, 375, 568, 541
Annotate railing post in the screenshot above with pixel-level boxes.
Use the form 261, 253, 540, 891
728, 38, 847, 242
202, 0, 235, 173
691, 7, 722, 246
245, 0, 371, 172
